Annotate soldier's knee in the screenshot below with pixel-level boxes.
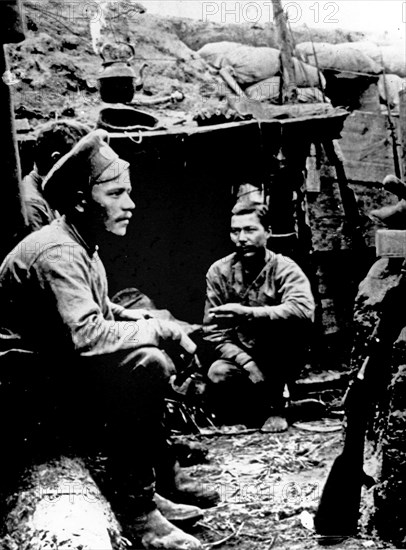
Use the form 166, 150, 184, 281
141, 347, 174, 378
208, 360, 232, 384
125, 346, 173, 383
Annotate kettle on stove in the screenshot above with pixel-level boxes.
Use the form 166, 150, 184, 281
97, 41, 148, 104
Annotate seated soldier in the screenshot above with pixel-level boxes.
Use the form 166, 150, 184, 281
203, 200, 315, 433
22, 119, 91, 232
0, 130, 203, 550
22, 120, 219, 512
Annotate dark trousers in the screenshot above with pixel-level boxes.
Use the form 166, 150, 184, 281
0, 346, 173, 516
207, 334, 305, 426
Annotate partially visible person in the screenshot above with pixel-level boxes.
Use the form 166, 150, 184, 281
22, 120, 91, 232
203, 200, 315, 433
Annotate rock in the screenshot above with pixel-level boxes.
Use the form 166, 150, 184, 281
351, 257, 406, 546
369, 360, 406, 547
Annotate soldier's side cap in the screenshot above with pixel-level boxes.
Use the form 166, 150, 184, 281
42, 129, 129, 197
232, 183, 266, 214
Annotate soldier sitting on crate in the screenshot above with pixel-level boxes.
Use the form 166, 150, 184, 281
203, 196, 315, 433
0, 130, 206, 550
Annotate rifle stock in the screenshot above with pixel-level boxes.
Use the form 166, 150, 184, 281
314, 346, 376, 536
314, 260, 406, 537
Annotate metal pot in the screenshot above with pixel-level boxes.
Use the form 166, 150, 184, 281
97, 105, 160, 132
97, 42, 146, 104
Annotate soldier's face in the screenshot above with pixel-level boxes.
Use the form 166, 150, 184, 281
90, 168, 135, 236
230, 212, 270, 258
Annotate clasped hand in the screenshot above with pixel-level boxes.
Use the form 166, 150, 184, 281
208, 303, 252, 327
120, 308, 155, 321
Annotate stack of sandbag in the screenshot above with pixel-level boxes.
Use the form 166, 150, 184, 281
346, 41, 406, 78
197, 41, 325, 88
295, 41, 382, 78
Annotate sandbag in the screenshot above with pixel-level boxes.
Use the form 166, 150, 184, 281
378, 45, 406, 78
245, 76, 280, 100
292, 57, 326, 88
295, 41, 381, 77
197, 41, 245, 69
198, 42, 281, 84
198, 41, 324, 87
378, 74, 406, 110
346, 41, 406, 78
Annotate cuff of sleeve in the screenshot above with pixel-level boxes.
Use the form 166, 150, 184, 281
235, 351, 254, 367
113, 304, 126, 318
251, 306, 273, 320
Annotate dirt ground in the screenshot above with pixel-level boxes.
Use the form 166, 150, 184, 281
173, 424, 396, 550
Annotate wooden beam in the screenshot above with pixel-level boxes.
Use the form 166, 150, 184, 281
399, 89, 406, 179
0, 9, 28, 261
271, 0, 298, 103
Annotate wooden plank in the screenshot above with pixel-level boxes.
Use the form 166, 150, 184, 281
106, 109, 349, 143
0, 45, 27, 261
339, 110, 398, 184
343, 160, 395, 184
399, 89, 406, 178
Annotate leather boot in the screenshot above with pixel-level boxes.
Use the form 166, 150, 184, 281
155, 436, 220, 509
131, 508, 202, 549
156, 459, 220, 509
368, 199, 406, 229
154, 493, 204, 525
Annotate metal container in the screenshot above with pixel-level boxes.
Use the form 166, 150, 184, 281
97, 42, 142, 104
97, 105, 159, 132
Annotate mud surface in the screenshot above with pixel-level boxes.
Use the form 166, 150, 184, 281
0, 423, 397, 549
167, 426, 395, 550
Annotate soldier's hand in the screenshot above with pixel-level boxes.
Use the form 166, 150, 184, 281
120, 308, 154, 321
208, 303, 252, 327
243, 361, 265, 384
158, 320, 197, 355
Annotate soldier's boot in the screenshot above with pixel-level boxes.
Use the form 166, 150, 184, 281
156, 457, 220, 509
132, 508, 202, 550
154, 493, 204, 526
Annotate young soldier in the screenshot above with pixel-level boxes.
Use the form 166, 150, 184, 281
204, 201, 315, 432
0, 130, 203, 549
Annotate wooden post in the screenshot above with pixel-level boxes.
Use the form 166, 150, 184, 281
0, 1, 28, 261
399, 89, 406, 179
271, 0, 298, 103
323, 140, 364, 232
